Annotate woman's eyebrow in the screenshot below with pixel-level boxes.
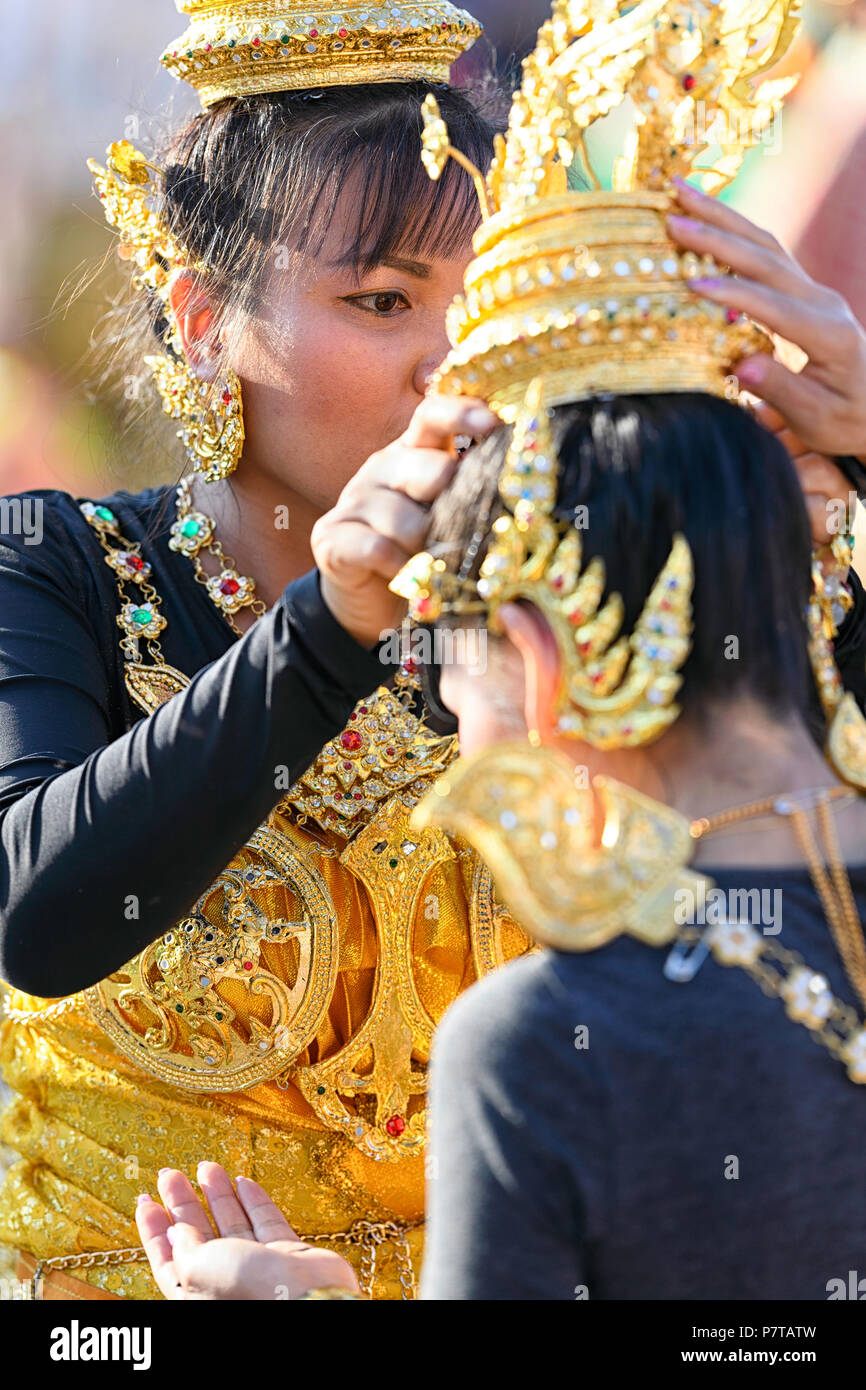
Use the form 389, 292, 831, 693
380, 255, 432, 279
325, 253, 433, 282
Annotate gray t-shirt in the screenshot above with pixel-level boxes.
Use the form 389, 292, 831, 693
421, 865, 866, 1300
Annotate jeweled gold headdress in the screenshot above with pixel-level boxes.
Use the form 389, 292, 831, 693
163, 1, 481, 107
418, 0, 801, 420
392, 378, 695, 748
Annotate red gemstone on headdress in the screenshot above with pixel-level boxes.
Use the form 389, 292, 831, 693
222, 389, 232, 404
243, 961, 253, 971
725, 309, 740, 324
568, 610, 584, 626
592, 673, 605, 685
220, 578, 241, 596
343, 762, 352, 771
339, 27, 349, 37
552, 576, 564, 591
682, 74, 696, 91
660, 599, 672, 611
401, 657, 419, 675
205, 43, 212, 51
341, 730, 363, 752
127, 555, 146, 572
354, 793, 362, 800
579, 641, 592, 654
386, 748, 395, 757
252, 37, 260, 46
335, 792, 343, 800
416, 597, 435, 619
310, 29, 319, 37
386, 1114, 406, 1137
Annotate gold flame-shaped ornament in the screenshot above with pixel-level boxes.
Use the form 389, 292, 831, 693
391, 378, 694, 749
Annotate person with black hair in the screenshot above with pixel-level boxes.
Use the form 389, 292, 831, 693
1, 0, 866, 1305
131, 0, 866, 1303
0, 4, 514, 1303
136, 389, 866, 1301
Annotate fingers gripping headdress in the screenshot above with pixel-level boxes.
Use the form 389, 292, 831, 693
418, 0, 802, 420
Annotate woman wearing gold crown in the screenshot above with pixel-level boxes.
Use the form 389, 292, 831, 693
0, 0, 517, 1302
0, 0, 866, 1303
134, 0, 866, 1302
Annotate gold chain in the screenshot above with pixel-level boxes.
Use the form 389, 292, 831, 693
790, 800, 866, 1013
29, 1219, 422, 1301
688, 784, 853, 840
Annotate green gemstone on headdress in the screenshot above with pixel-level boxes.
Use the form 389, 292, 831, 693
131, 607, 151, 627
95, 506, 115, 523
181, 519, 201, 539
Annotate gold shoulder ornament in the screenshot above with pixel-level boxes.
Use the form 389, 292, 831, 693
413, 740, 703, 953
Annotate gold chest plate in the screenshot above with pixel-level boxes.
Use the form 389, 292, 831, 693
85, 688, 527, 1161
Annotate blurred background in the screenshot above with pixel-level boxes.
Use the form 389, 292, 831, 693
0, 0, 865, 500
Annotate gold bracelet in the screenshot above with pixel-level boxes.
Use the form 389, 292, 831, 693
296, 1286, 368, 1301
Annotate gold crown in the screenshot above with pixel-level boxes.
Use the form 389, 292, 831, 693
391, 379, 695, 749
162, 1, 482, 107
419, 0, 801, 420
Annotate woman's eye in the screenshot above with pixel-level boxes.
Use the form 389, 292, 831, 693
349, 291, 410, 317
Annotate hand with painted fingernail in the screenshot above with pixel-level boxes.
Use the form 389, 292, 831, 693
668, 178, 866, 461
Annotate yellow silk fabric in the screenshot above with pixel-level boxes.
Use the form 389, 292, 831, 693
0, 810, 511, 1300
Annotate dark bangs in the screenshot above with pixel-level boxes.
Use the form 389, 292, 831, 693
160, 82, 499, 312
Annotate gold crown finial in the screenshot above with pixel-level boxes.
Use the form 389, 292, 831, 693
418, 0, 802, 419
162, 2, 482, 107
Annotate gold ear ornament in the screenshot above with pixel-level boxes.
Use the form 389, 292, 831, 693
89, 141, 245, 483
412, 739, 702, 952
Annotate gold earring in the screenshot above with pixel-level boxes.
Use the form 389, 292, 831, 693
145, 353, 245, 483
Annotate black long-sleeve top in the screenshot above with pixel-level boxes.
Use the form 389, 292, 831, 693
0, 484, 864, 1001
0, 486, 390, 998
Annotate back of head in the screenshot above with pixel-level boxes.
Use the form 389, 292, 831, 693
427, 391, 815, 726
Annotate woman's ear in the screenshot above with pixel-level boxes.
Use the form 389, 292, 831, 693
167, 271, 222, 379
497, 602, 563, 742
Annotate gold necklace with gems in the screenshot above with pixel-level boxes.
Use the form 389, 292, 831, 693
672, 787, 866, 1085
80, 501, 190, 713
169, 475, 267, 637
83, 487, 456, 841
